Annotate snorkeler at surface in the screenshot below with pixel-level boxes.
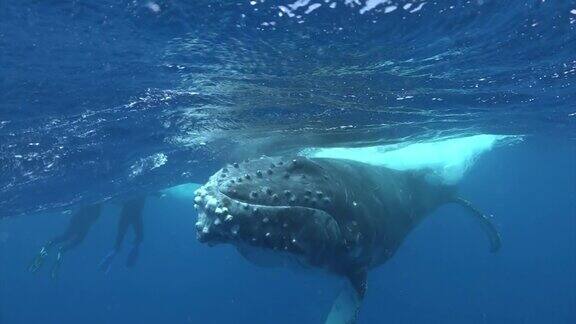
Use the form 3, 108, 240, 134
29, 203, 102, 279
99, 196, 146, 273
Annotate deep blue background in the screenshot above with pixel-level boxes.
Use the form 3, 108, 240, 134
1, 137, 574, 323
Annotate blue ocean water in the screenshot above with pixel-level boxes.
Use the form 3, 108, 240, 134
1, 1, 575, 323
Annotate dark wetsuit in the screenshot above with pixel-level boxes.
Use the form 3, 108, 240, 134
51, 204, 102, 251
29, 203, 102, 277
115, 197, 145, 252
99, 196, 147, 272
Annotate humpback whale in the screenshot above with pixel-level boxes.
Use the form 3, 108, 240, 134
193, 152, 501, 323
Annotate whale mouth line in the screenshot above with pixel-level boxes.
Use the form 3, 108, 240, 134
213, 190, 337, 231
219, 191, 326, 213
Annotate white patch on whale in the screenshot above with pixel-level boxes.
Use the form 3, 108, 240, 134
155, 135, 520, 205
159, 183, 201, 200
300, 134, 521, 185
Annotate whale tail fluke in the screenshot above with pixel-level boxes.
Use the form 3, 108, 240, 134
452, 197, 502, 253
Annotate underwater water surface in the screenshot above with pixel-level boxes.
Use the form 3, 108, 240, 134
1, 1, 575, 323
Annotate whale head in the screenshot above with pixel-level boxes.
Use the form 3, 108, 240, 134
193, 156, 345, 268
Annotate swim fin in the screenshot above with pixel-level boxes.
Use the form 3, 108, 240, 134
98, 250, 117, 274
28, 244, 50, 273
126, 245, 140, 268
50, 249, 63, 279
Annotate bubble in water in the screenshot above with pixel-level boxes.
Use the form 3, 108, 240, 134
145, 2, 161, 13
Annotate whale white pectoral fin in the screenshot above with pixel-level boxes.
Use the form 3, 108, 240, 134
452, 197, 502, 253
324, 270, 367, 324
159, 183, 202, 200
301, 134, 520, 185
347, 269, 368, 299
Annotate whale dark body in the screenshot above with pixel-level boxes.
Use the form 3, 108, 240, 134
193, 156, 500, 322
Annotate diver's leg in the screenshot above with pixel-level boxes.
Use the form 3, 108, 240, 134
98, 221, 127, 274
126, 244, 140, 268
31, 205, 101, 275
98, 250, 117, 274
126, 215, 144, 268
28, 241, 53, 273
48, 234, 84, 279
28, 216, 81, 273
28, 207, 92, 274
60, 234, 83, 252
115, 212, 131, 250
51, 232, 71, 245
28, 231, 73, 273
98, 212, 130, 273
50, 247, 64, 280
51, 208, 90, 245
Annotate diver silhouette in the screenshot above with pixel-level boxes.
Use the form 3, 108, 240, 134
29, 203, 102, 279
99, 196, 146, 273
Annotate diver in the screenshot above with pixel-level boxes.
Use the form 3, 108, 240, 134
98, 196, 146, 273
28, 203, 102, 279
